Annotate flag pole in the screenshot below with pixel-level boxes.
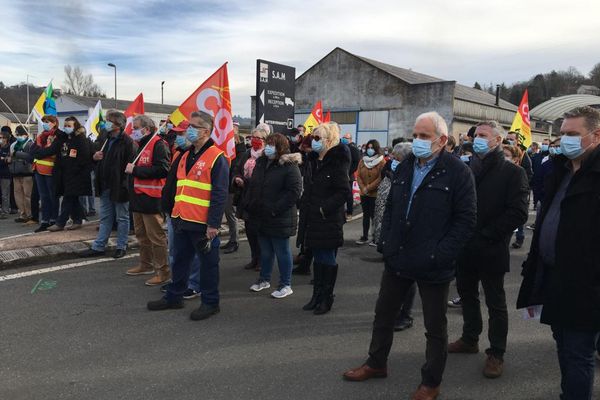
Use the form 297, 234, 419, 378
0, 95, 31, 136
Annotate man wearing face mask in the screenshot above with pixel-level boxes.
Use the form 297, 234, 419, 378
448, 121, 529, 379
343, 112, 476, 400
80, 110, 135, 259
123, 115, 171, 286
148, 111, 228, 321
33, 115, 60, 232
517, 106, 600, 400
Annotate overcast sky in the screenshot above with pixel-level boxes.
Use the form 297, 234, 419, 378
1, 0, 598, 116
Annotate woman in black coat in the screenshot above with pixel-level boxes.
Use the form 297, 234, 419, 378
243, 133, 302, 299
32, 116, 92, 231
298, 122, 350, 315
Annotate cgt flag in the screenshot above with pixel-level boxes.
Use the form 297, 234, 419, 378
169, 63, 236, 159
303, 100, 323, 135
323, 110, 331, 123
124, 93, 145, 135
510, 89, 532, 149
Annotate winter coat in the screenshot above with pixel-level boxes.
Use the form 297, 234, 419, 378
129, 133, 171, 214
8, 139, 34, 176
241, 153, 302, 238
232, 148, 257, 219
0, 144, 11, 179
356, 156, 386, 197
346, 143, 361, 178
297, 144, 351, 249
228, 142, 249, 192
380, 150, 477, 283
456, 148, 530, 274
517, 147, 600, 331
531, 151, 549, 202
31, 128, 93, 196
94, 130, 136, 203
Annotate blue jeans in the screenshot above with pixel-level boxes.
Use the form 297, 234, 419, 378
313, 248, 337, 266
166, 216, 201, 292
92, 190, 129, 251
258, 235, 293, 287
551, 325, 600, 400
165, 226, 220, 305
35, 172, 58, 224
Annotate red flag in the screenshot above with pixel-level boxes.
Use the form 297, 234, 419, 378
170, 63, 235, 159
124, 93, 145, 134
323, 110, 331, 123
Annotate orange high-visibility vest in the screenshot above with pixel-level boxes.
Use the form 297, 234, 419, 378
133, 135, 167, 198
33, 156, 55, 176
171, 145, 223, 225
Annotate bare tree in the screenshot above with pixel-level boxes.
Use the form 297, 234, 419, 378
63, 65, 105, 97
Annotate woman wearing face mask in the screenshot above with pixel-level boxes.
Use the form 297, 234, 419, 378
32, 115, 60, 232
244, 133, 302, 298
356, 139, 386, 245
298, 122, 350, 315
8, 126, 35, 223
32, 116, 92, 232
233, 127, 269, 271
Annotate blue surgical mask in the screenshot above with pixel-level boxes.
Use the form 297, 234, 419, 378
102, 121, 114, 133
412, 138, 435, 159
159, 126, 166, 134
131, 129, 144, 142
311, 139, 323, 153
341, 138, 349, 145
366, 148, 375, 157
507, 140, 515, 146
167, 123, 174, 130
175, 135, 188, 149
560, 134, 588, 160
186, 126, 199, 143
391, 159, 400, 171
264, 144, 276, 159
541, 144, 549, 152
460, 155, 471, 163
473, 137, 490, 155
63, 127, 74, 135
16, 136, 27, 143
42, 122, 51, 131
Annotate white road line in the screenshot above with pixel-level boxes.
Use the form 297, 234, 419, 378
0, 254, 138, 282
0, 231, 48, 241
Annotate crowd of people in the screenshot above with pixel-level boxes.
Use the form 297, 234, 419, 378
0, 104, 598, 400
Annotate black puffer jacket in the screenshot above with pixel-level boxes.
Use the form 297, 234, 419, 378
297, 144, 351, 249
94, 130, 136, 203
241, 152, 302, 238
380, 150, 477, 283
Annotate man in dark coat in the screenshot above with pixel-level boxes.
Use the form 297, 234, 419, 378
517, 106, 600, 400
80, 110, 135, 259
343, 112, 476, 400
506, 130, 533, 248
341, 133, 360, 218
448, 121, 529, 379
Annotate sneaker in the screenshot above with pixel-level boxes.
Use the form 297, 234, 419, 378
448, 297, 462, 308
126, 266, 155, 276
271, 285, 293, 299
368, 241, 378, 247
249, 279, 271, 292
183, 289, 200, 300
355, 236, 369, 245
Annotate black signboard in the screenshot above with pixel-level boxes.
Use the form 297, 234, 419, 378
255, 59, 295, 134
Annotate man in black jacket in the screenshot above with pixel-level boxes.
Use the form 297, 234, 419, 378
341, 133, 360, 218
448, 121, 529, 379
517, 106, 600, 400
343, 112, 476, 400
123, 115, 171, 286
506, 130, 533, 248
81, 110, 135, 259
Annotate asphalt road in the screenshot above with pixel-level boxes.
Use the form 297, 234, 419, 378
1, 218, 597, 400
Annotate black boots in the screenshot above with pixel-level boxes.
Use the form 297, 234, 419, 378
303, 263, 338, 315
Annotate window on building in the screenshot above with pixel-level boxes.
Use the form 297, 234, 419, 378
358, 111, 388, 131
330, 112, 357, 124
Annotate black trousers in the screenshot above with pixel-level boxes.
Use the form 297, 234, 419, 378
56, 195, 84, 226
30, 178, 39, 222
244, 218, 261, 262
456, 264, 508, 358
360, 195, 376, 238
367, 270, 450, 388
346, 179, 355, 214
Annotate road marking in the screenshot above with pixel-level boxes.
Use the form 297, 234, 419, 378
31, 278, 57, 293
0, 231, 47, 241
0, 254, 138, 282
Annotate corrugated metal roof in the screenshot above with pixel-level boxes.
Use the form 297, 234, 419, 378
454, 85, 517, 111
530, 94, 600, 120
62, 94, 178, 114
354, 54, 448, 85
0, 112, 30, 124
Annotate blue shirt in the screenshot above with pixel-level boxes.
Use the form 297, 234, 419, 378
407, 156, 439, 215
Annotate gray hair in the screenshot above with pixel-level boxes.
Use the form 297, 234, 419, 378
251, 127, 268, 139
476, 120, 505, 137
105, 110, 127, 129
415, 111, 449, 137
564, 106, 600, 131
256, 122, 272, 134
190, 111, 212, 131
133, 115, 156, 133
392, 142, 412, 161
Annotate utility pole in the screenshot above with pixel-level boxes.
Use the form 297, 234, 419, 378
161, 81, 165, 104
107, 63, 117, 108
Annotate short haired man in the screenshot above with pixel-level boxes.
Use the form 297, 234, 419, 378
123, 115, 171, 286
148, 112, 229, 320
343, 111, 477, 400
518, 106, 600, 400
448, 121, 529, 378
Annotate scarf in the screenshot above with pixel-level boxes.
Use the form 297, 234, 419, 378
362, 154, 384, 169
244, 148, 263, 178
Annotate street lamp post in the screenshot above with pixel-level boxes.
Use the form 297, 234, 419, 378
161, 81, 165, 104
107, 63, 117, 108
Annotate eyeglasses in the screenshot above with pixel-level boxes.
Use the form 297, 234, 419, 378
250, 136, 265, 140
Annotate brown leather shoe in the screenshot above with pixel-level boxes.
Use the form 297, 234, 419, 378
145, 269, 171, 286
126, 266, 155, 276
412, 385, 440, 400
448, 338, 479, 354
483, 354, 504, 378
342, 364, 387, 381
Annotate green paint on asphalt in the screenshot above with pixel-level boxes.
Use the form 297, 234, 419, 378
31, 278, 57, 294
